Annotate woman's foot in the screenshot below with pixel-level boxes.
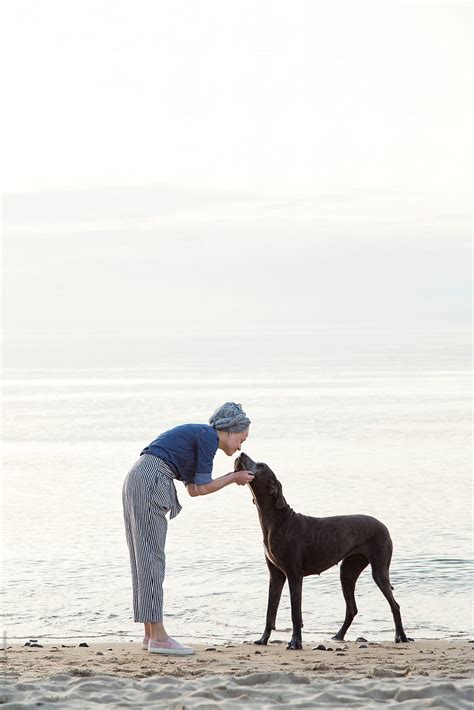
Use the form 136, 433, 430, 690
148, 637, 194, 656
142, 636, 150, 650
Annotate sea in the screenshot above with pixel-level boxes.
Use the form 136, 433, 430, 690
2, 325, 472, 646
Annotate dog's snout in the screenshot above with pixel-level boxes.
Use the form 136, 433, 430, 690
234, 452, 256, 473
235, 452, 258, 474
234, 454, 245, 471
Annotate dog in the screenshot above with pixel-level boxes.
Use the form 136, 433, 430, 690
235, 452, 412, 650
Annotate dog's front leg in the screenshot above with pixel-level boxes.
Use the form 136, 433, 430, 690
287, 574, 303, 650
255, 557, 286, 645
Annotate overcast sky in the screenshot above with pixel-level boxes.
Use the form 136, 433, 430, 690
2, 1, 471, 199
2, 2, 471, 368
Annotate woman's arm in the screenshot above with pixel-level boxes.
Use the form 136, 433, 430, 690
186, 470, 254, 497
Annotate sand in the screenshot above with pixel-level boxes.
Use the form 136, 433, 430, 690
1, 639, 473, 707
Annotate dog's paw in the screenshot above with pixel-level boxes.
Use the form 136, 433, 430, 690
331, 633, 345, 641
395, 635, 414, 643
254, 637, 268, 646
286, 639, 303, 650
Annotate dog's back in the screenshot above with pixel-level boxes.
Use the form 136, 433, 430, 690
264, 509, 392, 577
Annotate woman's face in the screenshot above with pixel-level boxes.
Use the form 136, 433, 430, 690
220, 429, 249, 456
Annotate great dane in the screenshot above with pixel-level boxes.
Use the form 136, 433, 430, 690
235, 452, 412, 650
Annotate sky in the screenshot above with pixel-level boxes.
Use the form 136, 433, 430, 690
2, 1, 471, 197
1, 1, 472, 368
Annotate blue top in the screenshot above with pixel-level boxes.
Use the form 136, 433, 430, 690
141, 423, 219, 486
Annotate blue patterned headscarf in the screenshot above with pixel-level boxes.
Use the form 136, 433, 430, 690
209, 402, 251, 433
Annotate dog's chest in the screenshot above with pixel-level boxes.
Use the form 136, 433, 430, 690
263, 543, 273, 562
263, 541, 282, 567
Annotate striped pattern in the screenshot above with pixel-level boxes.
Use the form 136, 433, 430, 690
122, 454, 182, 622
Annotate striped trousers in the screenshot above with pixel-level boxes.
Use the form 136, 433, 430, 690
122, 454, 182, 622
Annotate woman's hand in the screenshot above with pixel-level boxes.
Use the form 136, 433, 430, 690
191, 469, 255, 496
233, 470, 255, 485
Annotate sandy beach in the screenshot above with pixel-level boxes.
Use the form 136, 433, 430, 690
2, 639, 472, 707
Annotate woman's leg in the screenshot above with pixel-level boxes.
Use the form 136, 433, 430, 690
130, 504, 168, 626
123, 488, 140, 622
148, 621, 168, 641
124, 458, 187, 649
124, 468, 168, 626
144, 621, 168, 641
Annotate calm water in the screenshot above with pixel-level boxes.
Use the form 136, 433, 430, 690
2, 329, 472, 645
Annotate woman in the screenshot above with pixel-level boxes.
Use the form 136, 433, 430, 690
122, 402, 254, 656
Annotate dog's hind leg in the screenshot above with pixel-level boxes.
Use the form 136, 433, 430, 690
371, 564, 413, 643
255, 556, 286, 646
332, 554, 369, 641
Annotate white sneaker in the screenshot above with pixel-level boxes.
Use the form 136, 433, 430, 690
148, 637, 194, 656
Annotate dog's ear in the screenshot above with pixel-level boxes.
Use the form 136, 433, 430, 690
268, 479, 286, 509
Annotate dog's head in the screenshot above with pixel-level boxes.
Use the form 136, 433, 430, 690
234, 452, 287, 510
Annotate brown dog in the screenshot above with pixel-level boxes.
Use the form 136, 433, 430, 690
235, 452, 412, 650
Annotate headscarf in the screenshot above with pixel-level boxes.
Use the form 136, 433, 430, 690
209, 402, 251, 433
